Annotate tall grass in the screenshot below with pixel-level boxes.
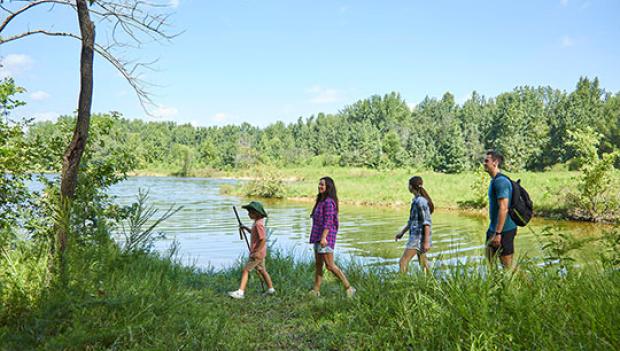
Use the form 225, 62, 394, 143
1, 240, 618, 350
281, 166, 585, 214
0, 239, 51, 327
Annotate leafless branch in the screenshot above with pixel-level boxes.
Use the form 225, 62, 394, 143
0, 0, 181, 115
0, 28, 79, 43
0, 0, 72, 33
0, 28, 157, 111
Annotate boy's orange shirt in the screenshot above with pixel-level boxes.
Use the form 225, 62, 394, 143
249, 218, 267, 259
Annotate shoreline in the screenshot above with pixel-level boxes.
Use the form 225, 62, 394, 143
126, 168, 619, 225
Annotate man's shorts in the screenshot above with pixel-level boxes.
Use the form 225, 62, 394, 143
243, 257, 266, 272
486, 228, 517, 256
313, 242, 335, 254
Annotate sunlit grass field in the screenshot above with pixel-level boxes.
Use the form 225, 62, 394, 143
217, 166, 620, 219
136, 165, 620, 220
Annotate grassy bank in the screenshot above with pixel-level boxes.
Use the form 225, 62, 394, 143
2, 242, 619, 350
134, 165, 620, 221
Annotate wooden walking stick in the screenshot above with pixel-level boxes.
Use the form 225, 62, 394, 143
233, 206, 265, 291
233, 206, 251, 248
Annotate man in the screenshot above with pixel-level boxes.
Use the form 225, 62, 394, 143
483, 150, 517, 269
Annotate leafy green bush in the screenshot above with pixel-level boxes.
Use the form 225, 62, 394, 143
457, 165, 489, 209
242, 166, 288, 198
565, 128, 620, 221
0, 78, 40, 234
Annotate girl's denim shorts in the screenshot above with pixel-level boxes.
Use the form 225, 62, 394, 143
313, 242, 334, 254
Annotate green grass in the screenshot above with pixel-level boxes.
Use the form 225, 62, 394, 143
135, 165, 620, 221
2, 241, 619, 350
219, 166, 620, 219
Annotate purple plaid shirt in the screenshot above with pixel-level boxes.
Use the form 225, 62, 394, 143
309, 197, 339, 249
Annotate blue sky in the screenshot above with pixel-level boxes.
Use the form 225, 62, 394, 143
1, 0, 619, 127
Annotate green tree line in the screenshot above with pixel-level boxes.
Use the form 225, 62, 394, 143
25, 77, 620, 174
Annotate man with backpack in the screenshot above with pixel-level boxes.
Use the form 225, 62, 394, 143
483, 150, 518, 269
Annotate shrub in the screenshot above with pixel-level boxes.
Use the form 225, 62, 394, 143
457, 165, 489, 209
242, 166, 288, 198
565, 128, 620, 221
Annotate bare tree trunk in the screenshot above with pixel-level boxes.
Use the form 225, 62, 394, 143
56, 0, 95, 272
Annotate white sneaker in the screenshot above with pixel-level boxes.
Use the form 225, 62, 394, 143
227, 289, 245, 299
263, 288, 276, 296
346, 286, 356, 298
308, 289, 321, 297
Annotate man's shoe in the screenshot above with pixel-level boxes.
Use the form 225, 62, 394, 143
346, 286, 356, 298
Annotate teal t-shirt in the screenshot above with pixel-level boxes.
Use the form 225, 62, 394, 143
488, 174, 517, 233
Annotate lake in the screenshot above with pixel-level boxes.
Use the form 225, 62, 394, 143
110, 176, 605, 270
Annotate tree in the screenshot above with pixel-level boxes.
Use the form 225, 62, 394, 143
0, 0, 176, 272
457, 91, 491, 169
435, 122, 467, 173
601, 92, 620, 165
487, 87, 548, 171
548, 77, 606, 165
0, 78, 32, 234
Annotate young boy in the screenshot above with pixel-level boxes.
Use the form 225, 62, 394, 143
228, 201, 276, 299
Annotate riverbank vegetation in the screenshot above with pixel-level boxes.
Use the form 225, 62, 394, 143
2, 224, 619, 350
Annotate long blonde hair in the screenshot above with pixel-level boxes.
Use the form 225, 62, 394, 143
409, 176, 434, 214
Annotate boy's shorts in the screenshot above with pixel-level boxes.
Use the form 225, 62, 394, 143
313, 242, 334, 254
486, 229, 517, 256
244, 257, 266, 272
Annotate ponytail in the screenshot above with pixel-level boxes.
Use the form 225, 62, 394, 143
409, 176, 434, 214
419, 186, 434, 214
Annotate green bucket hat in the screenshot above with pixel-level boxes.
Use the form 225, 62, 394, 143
242, 201, 268, 218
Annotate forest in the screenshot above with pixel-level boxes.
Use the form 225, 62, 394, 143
24, 76, 620, 176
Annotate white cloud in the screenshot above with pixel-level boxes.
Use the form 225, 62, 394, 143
30, 91, 50, 101
211, 112, 228, 122
561, 36, 575, 47
406, 102, 417, 111
0, 54, 34, 78
32, 111, 59, 122
560, 0, 568, 6
169, 0, 180, 8
307, 85, 344, 104
153, 105, 178, 118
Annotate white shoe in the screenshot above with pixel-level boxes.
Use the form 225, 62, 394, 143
308, 289, 320, 297
228, 289, 245, 299
263, 288, 276, 296
346, 286, 356, 298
